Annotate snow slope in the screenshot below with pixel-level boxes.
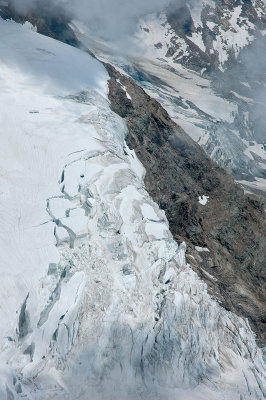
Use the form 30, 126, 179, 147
0, 18, 265, 400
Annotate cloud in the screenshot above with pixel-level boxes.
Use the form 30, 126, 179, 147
68, 0, 174, 38
10, 0, 177, 39
237, 34, 266, 143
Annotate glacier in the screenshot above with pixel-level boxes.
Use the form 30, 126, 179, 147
0, 17, 265, 400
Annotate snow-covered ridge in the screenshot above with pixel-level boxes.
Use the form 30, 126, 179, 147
0, 18, 265, 400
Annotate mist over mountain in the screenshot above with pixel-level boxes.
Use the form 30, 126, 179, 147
11, 0, 213, 42
0, 1, 265, 399
11, 0, 173, 38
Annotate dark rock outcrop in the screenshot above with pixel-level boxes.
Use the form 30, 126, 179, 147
106, 63, 266, 345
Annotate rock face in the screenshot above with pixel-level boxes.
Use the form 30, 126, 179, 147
106, 63, 266, 345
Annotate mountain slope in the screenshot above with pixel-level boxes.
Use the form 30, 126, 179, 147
67, 5, 266, 344
137, 0, 266, 193
0, 7, 265, 400
72, 0, 266, 198
106, 63, 266, 345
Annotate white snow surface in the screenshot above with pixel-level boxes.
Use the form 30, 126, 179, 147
0, 18, 265, 400
195, 246, 210, 253
198, 195, 209, 205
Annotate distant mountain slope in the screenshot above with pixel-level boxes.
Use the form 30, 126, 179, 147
72, 0, 266, 197
133, 0, 266, 197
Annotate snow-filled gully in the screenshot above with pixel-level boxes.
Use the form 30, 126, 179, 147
0, 19, 265, 400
